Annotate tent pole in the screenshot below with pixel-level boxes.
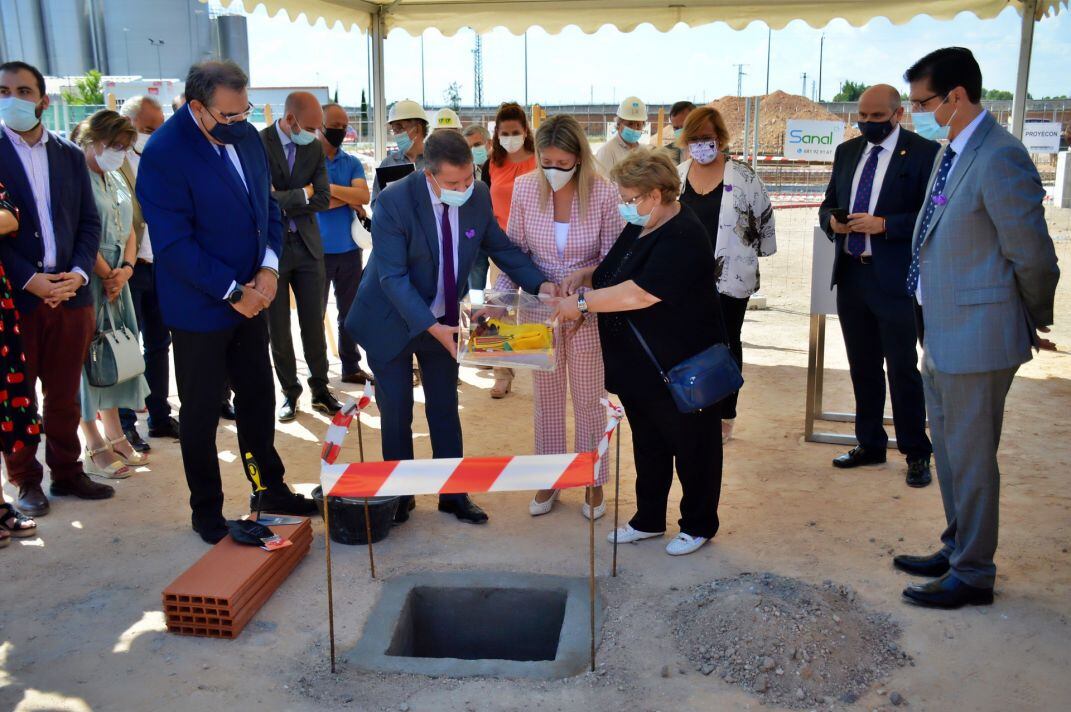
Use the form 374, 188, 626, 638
371, 7, 387, 162
1010, 0, 1038, 140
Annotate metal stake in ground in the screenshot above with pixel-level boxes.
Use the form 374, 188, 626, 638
324, 496, 337, 673
356, 414, 376, 578
588, 483, 596, 672
611, 430, 621, 577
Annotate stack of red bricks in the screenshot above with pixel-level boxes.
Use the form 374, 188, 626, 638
163, 519, 312, 639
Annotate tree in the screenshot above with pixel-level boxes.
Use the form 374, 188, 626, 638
61, 70, 104, 105
982, 88, 1013, 100
832, 80, 868, 103
359, 89, 368, 141
444, 82, 462, 112
332, 87, 339, 104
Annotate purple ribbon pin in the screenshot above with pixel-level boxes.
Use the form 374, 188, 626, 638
932, 194, 948, 206
724, 185, 733, 193
465, 228, 476, 239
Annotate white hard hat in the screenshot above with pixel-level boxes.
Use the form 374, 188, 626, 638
433, 108, 462, 130
388, 99, 428, 124
616, 96, 647, 122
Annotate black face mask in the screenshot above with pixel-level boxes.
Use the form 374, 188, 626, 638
323, 127, 347, 148
857, 119, 895, 145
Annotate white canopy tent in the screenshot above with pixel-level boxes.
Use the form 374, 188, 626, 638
210, 0, 1067, 159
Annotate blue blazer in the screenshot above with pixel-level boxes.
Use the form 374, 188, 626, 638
136, 108, 283, 332
347, 170, 547, 363
819, 128, 940, 295
0, 129, 101, 313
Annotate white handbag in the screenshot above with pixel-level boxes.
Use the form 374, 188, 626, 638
351, 210, 372, 251
84, 302, 145, 388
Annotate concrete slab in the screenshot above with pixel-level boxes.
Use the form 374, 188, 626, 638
348, 571, 604, 680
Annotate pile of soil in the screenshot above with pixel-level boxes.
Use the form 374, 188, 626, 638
673, 573, 913, 709
706, 90, 859, 153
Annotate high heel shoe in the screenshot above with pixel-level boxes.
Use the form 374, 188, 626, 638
84, 445, 131, 479
582, 489, 606, 520
490, 368, 514, 399
528, 490, 559, 516
109, 436, 149, 467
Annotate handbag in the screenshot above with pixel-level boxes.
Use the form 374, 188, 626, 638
627, 319, 743, 414
85, 301, 145, 388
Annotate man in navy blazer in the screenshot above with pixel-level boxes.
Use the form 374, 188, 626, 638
819, 84, 939, 488
0, 61, 114, 515
347, 130, 553, 524
137, 61, 315, 543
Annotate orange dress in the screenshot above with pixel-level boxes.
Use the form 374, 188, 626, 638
488, 155, 537, 230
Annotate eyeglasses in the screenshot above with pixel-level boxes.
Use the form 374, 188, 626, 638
211, 103, 254, 124
909, 94, 943, 112
620, 192, 648, 206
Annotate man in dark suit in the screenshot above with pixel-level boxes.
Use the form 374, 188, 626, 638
346, 131, 554, 525
137, 61, 315, 543
819, 84, 939, 488
0, 60, 112, 516
260, 92, 339, 422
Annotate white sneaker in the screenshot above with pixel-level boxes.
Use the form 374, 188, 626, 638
665, 532, 709, 556
528, 490, 559, 516
607, 524, 663, 544
721, 418, 735, 445
582, 501, 606, 521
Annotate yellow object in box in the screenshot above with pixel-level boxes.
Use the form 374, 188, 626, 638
472, 320, 553, 353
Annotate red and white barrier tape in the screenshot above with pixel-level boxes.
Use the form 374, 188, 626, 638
318, 388, 624, 498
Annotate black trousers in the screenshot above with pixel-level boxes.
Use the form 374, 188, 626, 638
172, 315, 287, 529
119, 261, 172, 431
620, 390, 723, 539
322, 249, 364, 375
268, 232, 329, 400
836, 257, 931, 460
718, 293, 749, 420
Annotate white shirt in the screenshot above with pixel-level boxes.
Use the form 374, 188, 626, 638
186, 107, 279, 297
554, 221, 570, 258
424, 178, 460, 320
126, 148, 154, 262
915, 111, 988, 304
845, 125, 900, 257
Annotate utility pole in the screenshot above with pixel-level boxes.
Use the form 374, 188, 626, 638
123, 28, 131, 74
472, 33, 484, 108
420, 36, 425, 106
733, 63, 748, 97
765, 27, 772, 95
524, 31, 529, 106
817, 33, 825, 102
801, 72, 808, 97
149, 38, 165, 80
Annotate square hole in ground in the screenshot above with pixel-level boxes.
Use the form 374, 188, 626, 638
387, 586, 567, 662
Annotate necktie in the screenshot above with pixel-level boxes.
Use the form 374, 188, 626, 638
906, 146, 957, 294
216, 145, 247, 194
441, 204, 458, 327
847, 145, 882, 257
285, 142, 298, 233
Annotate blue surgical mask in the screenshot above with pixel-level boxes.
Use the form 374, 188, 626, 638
618, 201, 651, 227
434, 175, 474, 208
620, 126, 643, 144
0, 96, 42, 132
912, 97, 957, 142
394, 131, 414, 154
673, 127, 683, 139
289, 121, 317, 146
471, 145, 488, 164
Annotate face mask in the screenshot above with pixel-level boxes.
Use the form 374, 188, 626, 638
471, 145, 488, 164
394, 130, 414, 154
133, 132, 150, 152
689, 140, 719, 165
500, 135, 525, 153
198, 105, 254, 145
620, 126, 643, 144
912, 97, 957, 141
433, 175, 475, 207
673, 127, 683, 139
323, 127, 347, 148
289, 120, 317, 146
543, 165, 577, 192
96, 146, 127, 172
0, 96, 41, 132
618, 200, 651, 227
857, 119, 895, 145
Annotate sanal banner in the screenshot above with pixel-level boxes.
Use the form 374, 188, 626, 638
1021, 122, 1062, 154
784, 119, 844, 162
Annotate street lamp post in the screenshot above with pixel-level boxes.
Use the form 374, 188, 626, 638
123, 28, 131, 74
149, 38, 165, 81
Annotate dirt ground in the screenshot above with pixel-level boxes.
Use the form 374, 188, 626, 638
2, 208, 1069, 712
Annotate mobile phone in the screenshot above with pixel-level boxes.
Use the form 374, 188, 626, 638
830, 208, 850, 224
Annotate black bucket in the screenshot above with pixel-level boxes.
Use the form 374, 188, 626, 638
312, 486, 399, 545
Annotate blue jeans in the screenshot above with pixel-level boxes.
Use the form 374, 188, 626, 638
119, 261, 172, 431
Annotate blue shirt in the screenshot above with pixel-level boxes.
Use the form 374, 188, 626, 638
317, 149, 367, 254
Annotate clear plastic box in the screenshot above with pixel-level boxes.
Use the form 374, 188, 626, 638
457, 289, 557, 371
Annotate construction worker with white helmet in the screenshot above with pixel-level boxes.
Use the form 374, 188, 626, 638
595, 96, 649, 177
372, 99, 429, 206
432, 107, 463, 132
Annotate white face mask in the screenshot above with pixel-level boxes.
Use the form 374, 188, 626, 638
96, 146, 127, 172
134, 132, 151, 152
500, 134, 525, 154
543, 165, 577, 192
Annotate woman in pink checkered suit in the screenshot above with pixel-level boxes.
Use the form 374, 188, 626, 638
495, 114, 624, 520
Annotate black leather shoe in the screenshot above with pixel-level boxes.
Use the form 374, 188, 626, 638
220, 400, 236, 421
124, 428, 151, 453
341, 369, 373, 385
894, 550, 950, 577
903, 572, 993, 609
250, 488, 317, 516
277, 397, 297, 422
393, 495, 416, 524
438, 495, 489, 524
906, 457, 932, 487
192, 518, 229, 545
148, 416, 180, 439
833, 446, 887, 469
311, 391, 342, 415
50, 474, 115, 500
15, 484, 50, 517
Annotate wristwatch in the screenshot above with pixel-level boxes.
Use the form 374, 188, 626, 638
576, 292, 589, 315
227, 286, 244, 305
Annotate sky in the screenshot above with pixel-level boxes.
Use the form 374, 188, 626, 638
213, 1, 1071, 108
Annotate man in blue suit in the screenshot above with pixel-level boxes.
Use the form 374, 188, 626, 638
347, 130, 553, 524
137, 61, 315, 543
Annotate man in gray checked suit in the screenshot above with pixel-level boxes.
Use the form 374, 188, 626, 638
893, 48, 1059, 608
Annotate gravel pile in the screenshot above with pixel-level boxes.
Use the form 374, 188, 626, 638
673, 572, 912, 708
708, 91, 861, 153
